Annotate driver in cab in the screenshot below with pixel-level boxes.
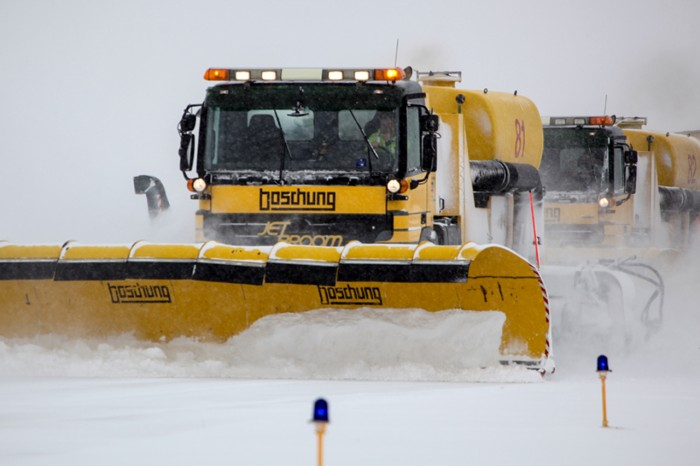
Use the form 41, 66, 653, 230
368, 113, 397, 160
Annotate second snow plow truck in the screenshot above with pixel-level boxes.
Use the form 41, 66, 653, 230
539, 115, 700, 346
0, 66, 553, 372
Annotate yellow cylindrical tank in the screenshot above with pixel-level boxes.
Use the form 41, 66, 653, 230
624, 129, 700, 189
424, 85, 543, 168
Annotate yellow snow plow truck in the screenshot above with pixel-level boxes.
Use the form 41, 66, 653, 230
539, 115, 700, 347
0, 67, 553, 372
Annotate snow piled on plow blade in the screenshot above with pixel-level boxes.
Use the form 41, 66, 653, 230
0, 308, 541, 382
229, 309, 507, 377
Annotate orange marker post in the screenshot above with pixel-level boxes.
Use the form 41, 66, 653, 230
596, 355, 611, 428
316, 422, 326, 466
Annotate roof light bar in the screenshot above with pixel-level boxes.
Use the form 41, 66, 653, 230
548, 116, 615, 126
203, 67, 406, 83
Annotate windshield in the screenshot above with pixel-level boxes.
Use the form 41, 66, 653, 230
205, 108, 398, 173
203, 84, 402, 176
541, 128, 607, 193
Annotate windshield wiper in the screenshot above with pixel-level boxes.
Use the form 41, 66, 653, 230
272, 109, 294, 183
348, 109, 378, 174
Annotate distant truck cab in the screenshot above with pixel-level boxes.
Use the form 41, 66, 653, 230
541, 115, 638, 246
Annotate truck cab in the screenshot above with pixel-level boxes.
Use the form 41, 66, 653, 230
541, 116, 638, 247
179, 67, 439, 246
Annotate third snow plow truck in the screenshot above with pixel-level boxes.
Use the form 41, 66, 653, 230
539, 115, 700, 347
0, 66, 553, 373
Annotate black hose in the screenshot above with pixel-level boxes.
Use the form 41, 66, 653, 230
470, 160, 542, 195
659, 186, 700, 212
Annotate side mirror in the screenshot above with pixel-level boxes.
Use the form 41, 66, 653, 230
419, 111, 439, 172
179, 133, 194, 172
421, 114, 439, 132
178, 109, 198, 173
179, 113, 197, 133
624, 149, 637, 195
625, 165, 637, 194
422, 134, 438, 172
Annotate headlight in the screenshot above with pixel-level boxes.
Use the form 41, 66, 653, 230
387, 179, 401, 193
598, 197, 610, 208
192, 178, 207, 193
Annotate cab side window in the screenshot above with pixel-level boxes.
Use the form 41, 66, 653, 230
406, 107, 421, 173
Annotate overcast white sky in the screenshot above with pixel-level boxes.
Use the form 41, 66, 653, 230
1, 0, 699, 241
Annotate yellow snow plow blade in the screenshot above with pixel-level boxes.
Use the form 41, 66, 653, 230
0, 241, 553, 371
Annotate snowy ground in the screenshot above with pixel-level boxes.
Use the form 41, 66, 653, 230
1, 269, 699, 466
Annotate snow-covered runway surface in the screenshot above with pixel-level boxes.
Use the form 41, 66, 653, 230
2, 275, 699, 466
2, 371, 698, 466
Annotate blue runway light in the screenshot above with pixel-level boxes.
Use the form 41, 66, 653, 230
313, 398, 329, 423
596, 355, 611, 427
